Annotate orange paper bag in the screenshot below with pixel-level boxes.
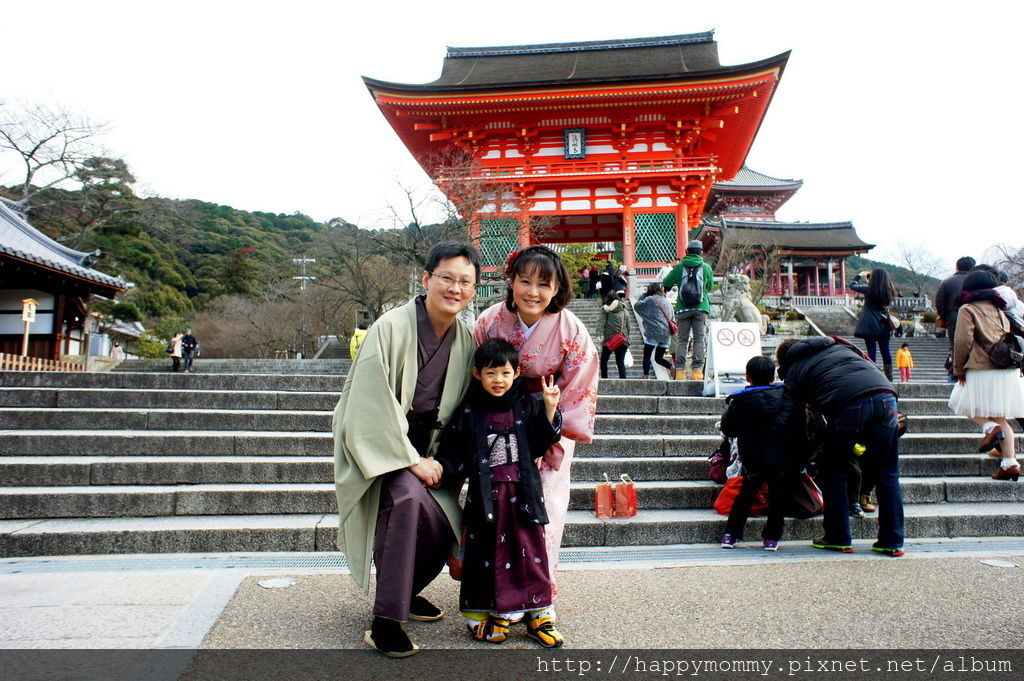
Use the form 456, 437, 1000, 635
595, 473, 614, 519
614, 473, 638, 518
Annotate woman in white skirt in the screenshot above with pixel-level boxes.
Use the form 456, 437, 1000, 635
948, 268, 1023, 481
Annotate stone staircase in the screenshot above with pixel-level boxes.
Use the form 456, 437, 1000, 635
569, 298, 647, 378
115, 359, 351, 374
0, 364, 1020, 557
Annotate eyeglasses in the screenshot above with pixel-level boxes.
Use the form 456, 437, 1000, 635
428, 272, 477, 291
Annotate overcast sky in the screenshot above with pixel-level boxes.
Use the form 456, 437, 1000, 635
3, 1, 1020, 271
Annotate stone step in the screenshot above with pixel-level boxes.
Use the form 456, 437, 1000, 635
3, 430, 1016, 458
1, 371, 959, 398
4, 408, 331, 432
0, 475, 950, 518
1, 409, 1002, 438
578, 433, 1023, 458
0, 387, 961, 417
571, 454, 999, 481
0, 456, 332, 486
596, 395, 958, 416
114, 359, 352, 374
596, 379, 958, 399
562, 503, 1024, 547
0, 388, 338, 411
0, 431, 334, 456
2, 502, 1020, 556
564, 476, 1023, 511
0, 453, 997, 488
0, 371, 347, 393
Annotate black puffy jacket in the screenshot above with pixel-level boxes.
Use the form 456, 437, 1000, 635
720, 384, 807, 475
779, 337, 894, 418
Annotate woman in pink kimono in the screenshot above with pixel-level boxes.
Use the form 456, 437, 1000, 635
474, 246, 599, 597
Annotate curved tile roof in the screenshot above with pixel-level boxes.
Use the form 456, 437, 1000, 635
717, 220, 872, 252
0, 201, 126, 290
365, 32, 789, 92
714, 165, 803, 190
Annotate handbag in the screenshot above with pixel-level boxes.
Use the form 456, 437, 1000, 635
885, 310, 901, 332
712, 476, 769, 516
604, 332, 626, 351
782, 471, 824, 519
603, 307, 628, 350
984, 312, 1024, 370
595, 473, 614, 519
708, 437, 730, 484
658, 300, 678, 334
622, 348, 634, 368
613, 474, 637, 518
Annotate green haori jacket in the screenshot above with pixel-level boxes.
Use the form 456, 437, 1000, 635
332, 298, 475, 592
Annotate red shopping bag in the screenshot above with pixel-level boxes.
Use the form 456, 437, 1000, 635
712, 476, 769, 516
614, 474, 637, 518
595, 473, 614, 519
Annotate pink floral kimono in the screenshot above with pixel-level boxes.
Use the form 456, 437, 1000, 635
474, 302, 599, 586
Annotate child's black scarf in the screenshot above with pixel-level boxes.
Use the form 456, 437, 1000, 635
468, 377, 523, 413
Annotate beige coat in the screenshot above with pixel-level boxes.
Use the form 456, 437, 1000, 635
953, 301, 1010, 374
332, 299, 474, 592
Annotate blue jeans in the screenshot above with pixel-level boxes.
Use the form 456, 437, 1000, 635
817, 392, 904, 548
863, 337, 892, 365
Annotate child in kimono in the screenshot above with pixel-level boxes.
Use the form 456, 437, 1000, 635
436, 338, 565, 648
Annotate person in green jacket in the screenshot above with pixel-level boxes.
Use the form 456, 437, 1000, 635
662, 240, 715, 380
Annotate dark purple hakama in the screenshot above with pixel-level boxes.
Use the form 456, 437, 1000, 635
459, 410, 553, 614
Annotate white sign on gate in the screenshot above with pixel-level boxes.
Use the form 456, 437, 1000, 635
705, 321, 762, 397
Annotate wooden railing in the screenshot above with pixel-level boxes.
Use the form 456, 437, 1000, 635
440, 156, 717, 182
0, 353, 86, 372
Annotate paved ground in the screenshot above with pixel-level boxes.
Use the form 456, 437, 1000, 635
1, 538, 1021, 651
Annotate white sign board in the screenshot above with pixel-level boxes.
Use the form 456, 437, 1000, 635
21, 298, 38, 323
706, 321, 762, 397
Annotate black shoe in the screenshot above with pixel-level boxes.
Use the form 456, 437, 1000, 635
408, 595, 443, 622
365, 617, 418, 658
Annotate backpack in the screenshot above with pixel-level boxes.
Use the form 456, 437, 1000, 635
988, 332, 1024, 371
678, 264, 704, 308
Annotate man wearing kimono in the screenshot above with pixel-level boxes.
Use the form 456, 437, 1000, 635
333, 241, 480, 658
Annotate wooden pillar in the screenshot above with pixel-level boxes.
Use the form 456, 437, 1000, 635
827, 258, 835, 297
51, 294, 65, 361
814, 263, 821, 297
840, 258, 847, 293
517, 207, 531, 249
675, 203, 688, 259
622, 204, 636, 272
786, 260, 795, 297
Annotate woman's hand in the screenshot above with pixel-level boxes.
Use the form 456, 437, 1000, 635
956, 374, 966, 385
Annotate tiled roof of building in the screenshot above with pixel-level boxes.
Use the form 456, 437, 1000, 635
0, 201, 126, 290
717, 220, 873, 252
365, 32, 788, 91
714, 166, 803, 190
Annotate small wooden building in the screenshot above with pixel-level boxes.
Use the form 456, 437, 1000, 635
0, 201, 126, 359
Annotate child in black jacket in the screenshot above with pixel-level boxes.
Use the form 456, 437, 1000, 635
719, 355, 806, 551
436, 339, 564, 648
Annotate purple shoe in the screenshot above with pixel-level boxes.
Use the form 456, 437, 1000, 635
721, 533, 737, 548
763, 539, 779, 552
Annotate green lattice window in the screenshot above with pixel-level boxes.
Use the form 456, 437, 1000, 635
634, 213, 677, 263
479, 218, 519, 268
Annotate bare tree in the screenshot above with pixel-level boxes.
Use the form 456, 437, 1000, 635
889, 241, 946, 297
374, 147, 553, 275
313, 220, 410, 323
987, 243, 1024, 294
0, 101, 107, 215
711, 239, 784, 303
